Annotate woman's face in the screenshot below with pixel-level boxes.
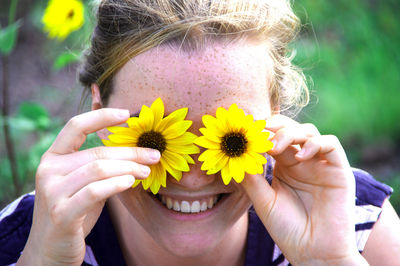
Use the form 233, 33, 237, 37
105, 38, 273, 257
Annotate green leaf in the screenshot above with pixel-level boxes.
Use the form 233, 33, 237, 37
16, 102, 50, 131
53, 51, 81, 70
0, 20, 22, 55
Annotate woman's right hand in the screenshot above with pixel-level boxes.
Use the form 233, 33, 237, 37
17, 109, 160, 265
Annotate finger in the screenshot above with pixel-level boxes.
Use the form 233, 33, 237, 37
60, 160, 151, 196
295, 135, 350, 167
241, 174, 277, 223
270, 145, 300, 167
48, 108, 130, 155
269, 123, 320, 156
265, 114, 299, 132
66, 175, 135, 220
47, 147, 160, 175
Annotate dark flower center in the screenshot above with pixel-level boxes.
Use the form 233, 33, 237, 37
137, 131, 166, 153
67, 10, 75, 19
221, 132, 247, 157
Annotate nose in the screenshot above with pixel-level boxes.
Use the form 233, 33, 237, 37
168, 154, 216, 189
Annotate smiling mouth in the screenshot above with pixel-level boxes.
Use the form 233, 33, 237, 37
151, 193, 227, 214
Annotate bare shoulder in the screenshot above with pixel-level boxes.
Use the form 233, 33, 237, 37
362, 199, 400, 265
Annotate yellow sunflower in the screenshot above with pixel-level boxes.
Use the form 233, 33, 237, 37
42, 0, 84, 41
194, 104, 273, 185
102, 98, 199, 194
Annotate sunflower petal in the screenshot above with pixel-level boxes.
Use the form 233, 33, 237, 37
163, 150, 190, 171
257, 162, 265, 174
247, 130, 270, 142
199, 127, 221, 143
131, 179, 141, 188
101, 139, 128, 147
221, 163, 232, 185
248, 151, 268, 164
157, 108, 188, 132
194, 136, 220, 149
149, 163, 165, 194
141, 169, 153, 190
227, 104, 245, 131
150, 98, 164, 129
167, 132, 198, 145
160, 157, 183, 181
229, 157, 245, 183
126, 117, 140, 128
182, 154, 195, 164
216, 106, 228, 120
242, 153, 259, 175
108, 134, 137, 144
248, 138, 274, 153
202, 115, 224, 137
163, 120, 192, 139
138, 105, 154, 131
206, 153, 229, 175
107, 126, 140, 136
198, 149, 220, 162
166, 144, 200, 154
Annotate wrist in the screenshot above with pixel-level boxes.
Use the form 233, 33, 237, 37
330, 254, 369, 266
298, 254, 369, 266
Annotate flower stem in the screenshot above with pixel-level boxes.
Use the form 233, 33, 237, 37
1, 55, 22, 197
8, 0, 19, 25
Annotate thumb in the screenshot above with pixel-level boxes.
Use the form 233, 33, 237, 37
241, 174, 277, 223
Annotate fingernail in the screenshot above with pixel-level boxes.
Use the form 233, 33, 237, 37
115, 109, 129, 119
148, 149, 160, 161
270, 140, 277, 151
142, 166, 151, 177
125, 175, 135, 186
296, 148, 306, 157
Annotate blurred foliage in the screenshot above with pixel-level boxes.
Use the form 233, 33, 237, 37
292, 0, 400, 212
1, 0, 399, 214
385, 175, 400, 214
0, 0, 95, 206
0, 102, 62, 202
293, 0, 400, 150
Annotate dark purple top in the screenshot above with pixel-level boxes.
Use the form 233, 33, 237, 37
0, 168, 393, 265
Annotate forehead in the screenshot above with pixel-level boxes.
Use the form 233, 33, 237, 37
110, 39, 273, 120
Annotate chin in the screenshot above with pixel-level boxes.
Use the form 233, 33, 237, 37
156, 230, 221, 258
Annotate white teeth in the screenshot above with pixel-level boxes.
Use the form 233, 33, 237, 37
181, 201, 191, 213
158, 195, 221, 213
200, 202, 207, 211
191, 201, 200, 213
173, 201, 180, 211
207, 198, 214, 208
166, 197, 173, 209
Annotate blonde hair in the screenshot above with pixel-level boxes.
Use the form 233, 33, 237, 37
79, 0, 309, 114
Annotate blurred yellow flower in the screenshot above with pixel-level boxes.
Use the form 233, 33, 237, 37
195, 104, 273, 185
102, 98, 199, 194
42, 0, 84, 41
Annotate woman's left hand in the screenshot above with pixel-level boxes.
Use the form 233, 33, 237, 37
241, 114, 368, 265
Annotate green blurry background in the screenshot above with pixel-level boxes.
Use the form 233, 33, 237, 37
0, 0, 399, 211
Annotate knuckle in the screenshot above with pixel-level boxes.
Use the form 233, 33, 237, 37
36, 161, 53, 178
91, 160, 106, 176
132, 147, 144, 160
326, 134, 340, 144
303, 123, 319, 134
97, 108, 113, 120
275, 127, 289, 138
92, 147, 107, 160
66, 116, 83, 132
85, 185, 101, 202
49, 202, 65, 226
